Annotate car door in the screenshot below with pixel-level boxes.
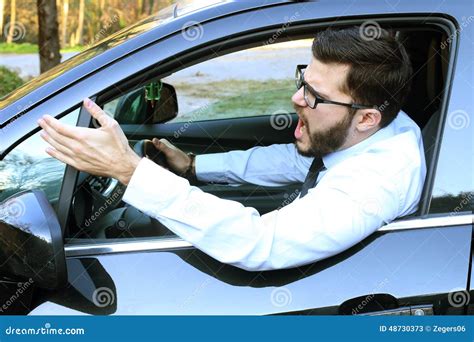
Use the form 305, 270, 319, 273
102, 7, 470, 316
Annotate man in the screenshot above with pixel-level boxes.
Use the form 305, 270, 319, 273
38, 27, 426, 271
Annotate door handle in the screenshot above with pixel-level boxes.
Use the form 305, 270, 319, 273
359, 304, 434, 316
339, 293, 433, 315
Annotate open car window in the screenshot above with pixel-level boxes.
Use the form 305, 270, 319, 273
103, 39, 313, 125
64, 24, 452, 243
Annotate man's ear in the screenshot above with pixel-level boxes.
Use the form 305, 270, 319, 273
355, 108, 382, 132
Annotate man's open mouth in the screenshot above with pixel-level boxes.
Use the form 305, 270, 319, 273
294, 117, 306, 140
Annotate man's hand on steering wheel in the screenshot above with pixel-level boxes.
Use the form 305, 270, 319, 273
151, 138, 193, 176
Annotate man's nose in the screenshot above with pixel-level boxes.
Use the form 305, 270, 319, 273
291, 87, 306, 107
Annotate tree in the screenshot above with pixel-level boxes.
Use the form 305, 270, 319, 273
37, 0, 61, 73
75, 0, 84, 45
148, 0, 154, 15
0, 0, 4, 39
6, 0, 15, 43
60, 0, 68, 47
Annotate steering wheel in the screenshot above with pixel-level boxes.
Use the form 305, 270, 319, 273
132, 139, 169, 168
72, 139, 168, 232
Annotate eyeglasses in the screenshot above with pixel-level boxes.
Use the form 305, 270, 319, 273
295, 64, 375, 110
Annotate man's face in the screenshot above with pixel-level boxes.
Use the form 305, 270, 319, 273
291, 58, 355, 157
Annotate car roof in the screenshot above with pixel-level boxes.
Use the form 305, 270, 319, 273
0, 0, 293, 125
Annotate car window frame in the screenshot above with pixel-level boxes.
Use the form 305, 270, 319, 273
57, 16, 462, 254
426, 23, 473, 216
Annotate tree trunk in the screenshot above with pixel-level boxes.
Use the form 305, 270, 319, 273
99, 0, 105, 22
0, 0, 4, 39
60, 0, 68, 47
148, 0, 154, 15
6, 0, 15, 43
75, 0, 84, 46
69, 30, 75, 46
37, 0, 61, 73
136, 0, 142, 19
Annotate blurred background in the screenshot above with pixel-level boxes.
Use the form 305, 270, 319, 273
0, 0, 174, 97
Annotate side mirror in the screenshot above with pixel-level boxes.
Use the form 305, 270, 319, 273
0, 190, 67, 289
114, 81, 178, 124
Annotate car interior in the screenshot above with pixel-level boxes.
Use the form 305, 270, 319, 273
64, 24, 450, 242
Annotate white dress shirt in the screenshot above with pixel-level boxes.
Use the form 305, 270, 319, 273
123, 111, 426, 271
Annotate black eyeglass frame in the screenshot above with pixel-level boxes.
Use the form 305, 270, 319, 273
295, 64, 376, 110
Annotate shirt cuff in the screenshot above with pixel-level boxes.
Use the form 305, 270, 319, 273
122, 157, 190, 214
195, 153, 226, 183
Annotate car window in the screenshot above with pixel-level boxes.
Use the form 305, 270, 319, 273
70, 24, 456, 245
0, 109, 80, 211
164, 40, 312, 123
104, 39, 313, 124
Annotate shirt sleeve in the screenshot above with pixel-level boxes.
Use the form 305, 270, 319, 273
122, 154, 414, 271
195, 143, 313, 186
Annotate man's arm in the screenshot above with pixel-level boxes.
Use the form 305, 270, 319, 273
195, 144, 313, 186
122, 153, 417, 271
154, 138, 314, 186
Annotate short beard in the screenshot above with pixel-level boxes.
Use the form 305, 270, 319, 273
295, 110, 352, 157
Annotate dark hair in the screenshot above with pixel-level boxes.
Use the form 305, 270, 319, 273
312, 26, 412, 128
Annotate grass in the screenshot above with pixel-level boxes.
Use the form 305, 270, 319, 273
175, 79, 293, 98
0, 42, 84, 54
174, 79, 295, 121
0, 66, 24, 98
61, 45, 85, 53
0, 42, 39, 53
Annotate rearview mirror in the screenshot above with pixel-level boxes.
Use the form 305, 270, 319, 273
114, 81, 178, 124
0, 190, 67, 289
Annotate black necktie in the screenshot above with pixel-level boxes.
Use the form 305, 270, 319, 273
299, 157, 325, 198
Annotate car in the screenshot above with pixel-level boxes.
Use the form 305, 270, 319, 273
0, 0, 472, 315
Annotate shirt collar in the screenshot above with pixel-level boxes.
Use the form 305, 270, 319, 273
322, 114, 397, 170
